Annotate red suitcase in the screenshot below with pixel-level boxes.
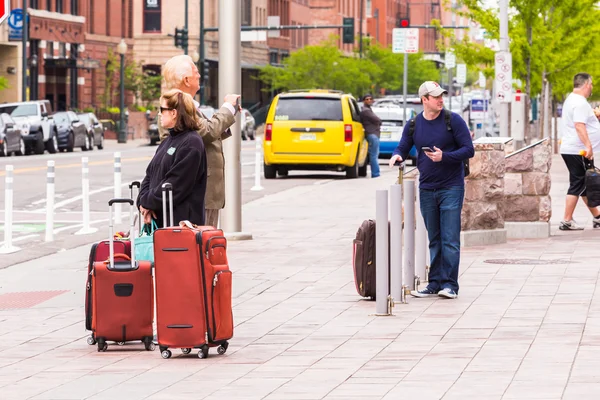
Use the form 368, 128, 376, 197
154, 183, 233, 359
87, 198, 155, 352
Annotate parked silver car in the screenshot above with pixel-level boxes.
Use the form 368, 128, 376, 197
78, 112, 105, 150
53, 111, 89, 152
0, 113, 26, 156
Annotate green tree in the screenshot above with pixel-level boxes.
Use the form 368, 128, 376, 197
141, 70, 162, 108
124, 58, 145, 107
103, 49, 119, 110
0, 76, 8, 91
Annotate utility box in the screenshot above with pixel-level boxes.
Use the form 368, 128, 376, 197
511, 91, 526, 141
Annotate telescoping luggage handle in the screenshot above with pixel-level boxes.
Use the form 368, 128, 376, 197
161, 182, 174, 227
108, 198, 136, 271
129, 181, 141, 231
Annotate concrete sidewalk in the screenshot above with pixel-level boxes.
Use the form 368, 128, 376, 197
0, 154, 599, 399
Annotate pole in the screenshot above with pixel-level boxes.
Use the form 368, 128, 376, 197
403, 53, 408, 123
374, 9, 379, 43
448, 68, 453, 111
45, 161, 55, 242
199, 0, 205, 105
76, 157, 98, 235
460, 86, 464, 116
390, 182, 404, 303
0, 165, 20, 254
375, 189, 389, 315
184, 0, 189, 55
499, 0, 509, 138
22, 0, 28, 102
403, 178, 415, 290
219, 0, 248, 239
414, 178, 426, 290
118, 53, 126, 143
251, 137, 263, 191
359, 0, 364, 58
114, 152, 122, 224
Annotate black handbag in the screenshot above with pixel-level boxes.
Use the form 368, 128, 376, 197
585, 159, 600, 207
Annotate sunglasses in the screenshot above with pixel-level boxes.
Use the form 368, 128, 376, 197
160, 107, 174, 113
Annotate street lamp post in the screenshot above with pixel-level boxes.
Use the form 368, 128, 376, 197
192, 50, 200, 101
117, 39, 127, 144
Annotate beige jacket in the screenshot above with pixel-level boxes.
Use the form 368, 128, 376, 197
159, 106, 236, 209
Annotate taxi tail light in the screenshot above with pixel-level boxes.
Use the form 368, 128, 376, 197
344, 124, 353, 142
265, 123, 272, 141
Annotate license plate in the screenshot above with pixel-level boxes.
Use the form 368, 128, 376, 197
299, 133, 316, 141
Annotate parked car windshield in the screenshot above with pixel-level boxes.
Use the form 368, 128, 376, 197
0, 104, 38, 117
53, 113, 70, 125
78, 114, 91, 125
275, 97, 343, 121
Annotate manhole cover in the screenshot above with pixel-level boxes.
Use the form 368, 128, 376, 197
484, 259, 573, 265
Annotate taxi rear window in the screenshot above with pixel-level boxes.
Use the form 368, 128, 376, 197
275, 97, 343, 121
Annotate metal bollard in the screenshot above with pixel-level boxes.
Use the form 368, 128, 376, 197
114, 152, 122, 224
414, 178, 427, 288
250, 137, 264, 191
390, 179, 404, 304
0, 165, 20, 254
45, 161, 55, 242
403, 178, 416, 290
375, 189, 390, 315
76, 157, 98, 235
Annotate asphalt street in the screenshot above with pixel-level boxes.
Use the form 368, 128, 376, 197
0, 137, 353, 269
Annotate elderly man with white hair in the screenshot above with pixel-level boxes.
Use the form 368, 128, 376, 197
158, 54, 239, 228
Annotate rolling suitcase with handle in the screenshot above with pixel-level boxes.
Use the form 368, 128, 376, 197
87, 198, 155, 352
154, 183, 233, 359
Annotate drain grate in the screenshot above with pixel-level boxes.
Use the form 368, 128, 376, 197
0, 290, 69, 310
484, 259, 573, 265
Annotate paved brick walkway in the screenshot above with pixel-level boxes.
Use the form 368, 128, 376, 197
0, 154, 599, 399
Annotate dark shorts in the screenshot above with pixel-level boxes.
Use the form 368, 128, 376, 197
562, 154, 591, 196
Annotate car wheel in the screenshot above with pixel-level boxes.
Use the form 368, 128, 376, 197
34, 131, 45, 154
150, 138, 157, 146
358, 164, 367, 177
97, 135, 104, 150
346, 154, 359, 179
249, 130, 255, 140
264, 162, 276, 179
88, 135, 94, 151
46, 134, 58, 154
0, 140, 7, 157
67, 132, 75, 152
16, 138, 26, 156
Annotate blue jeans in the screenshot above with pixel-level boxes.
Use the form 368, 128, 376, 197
366, 134, 380, 177
419, 186, 464, 293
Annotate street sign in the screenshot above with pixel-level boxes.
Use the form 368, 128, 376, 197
456, 64, 467, 85
8, 8, 24, 41
470, 98, 488, 120
267, 15, 280, 38
479, 71, 486, 88
446, 52, 456, 69
495, 51, 512, 103
0, 0, 10, 25
392, 28, 419, 54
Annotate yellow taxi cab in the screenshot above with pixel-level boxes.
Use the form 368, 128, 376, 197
263, 89, 368, 179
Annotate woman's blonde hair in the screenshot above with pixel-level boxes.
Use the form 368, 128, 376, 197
160, 89, 200, 132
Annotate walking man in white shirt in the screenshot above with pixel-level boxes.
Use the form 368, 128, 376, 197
559, 72, 600, 230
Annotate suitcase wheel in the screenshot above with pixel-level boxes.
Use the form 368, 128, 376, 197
86, 335, 96, 346
161, 349, 172, 359
117, 341, 125, 346
145, 342, 156, 351
198, 345, 209, 359
217, 344, 227, 355
97, 341, 108, 352
181, 348, 192, 355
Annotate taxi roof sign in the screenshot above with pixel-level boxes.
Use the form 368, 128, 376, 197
0, 0, 9, 25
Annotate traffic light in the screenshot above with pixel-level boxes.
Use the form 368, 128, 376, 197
342, 17, 354, 44
397, 17, 410, 28
174, 28, 184, 48
181, 28, 188, 50
203, 61, 209, 82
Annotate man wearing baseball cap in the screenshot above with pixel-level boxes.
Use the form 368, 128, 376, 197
389, 81, 474, 299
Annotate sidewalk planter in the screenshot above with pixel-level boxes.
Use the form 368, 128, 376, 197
460, 143, 508, 247
503, 138, 552, 238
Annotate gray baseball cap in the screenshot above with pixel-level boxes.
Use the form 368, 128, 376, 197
418, 81, 448, 97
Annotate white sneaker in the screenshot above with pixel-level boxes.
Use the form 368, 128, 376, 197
438, 288, 458, 299
559, 220, 584, 231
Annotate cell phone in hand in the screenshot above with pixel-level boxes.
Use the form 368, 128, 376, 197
421, 146, 434, 153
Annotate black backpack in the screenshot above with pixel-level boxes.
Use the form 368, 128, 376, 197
407, 109, 470, 177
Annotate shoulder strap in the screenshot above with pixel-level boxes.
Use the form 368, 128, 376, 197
408, 118, 416, 137
444, 109, 452, 132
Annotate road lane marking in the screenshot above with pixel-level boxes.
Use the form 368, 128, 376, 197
0, 156, 152, 176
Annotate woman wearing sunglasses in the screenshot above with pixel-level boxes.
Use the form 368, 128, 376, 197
137, 89, 208, 227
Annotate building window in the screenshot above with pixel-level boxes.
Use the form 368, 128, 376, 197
46, 0, 52, 11
269, 50, 278, 65
47, 41, 54, 58
30, 0, 39, 9
241, 0, 252, 26
143, 0, 161, 33
71, 0, 78, 15
56, 0, 63, 13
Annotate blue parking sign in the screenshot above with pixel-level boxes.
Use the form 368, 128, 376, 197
8, 8, 24, 41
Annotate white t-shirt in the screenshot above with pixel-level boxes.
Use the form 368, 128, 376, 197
560, 92, 600, 155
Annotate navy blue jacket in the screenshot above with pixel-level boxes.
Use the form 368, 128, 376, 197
393, 110, 474, 189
